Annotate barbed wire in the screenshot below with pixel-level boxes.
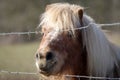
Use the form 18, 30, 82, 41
0, 70, 37, 75
64, 75, 120, 80
0, 31, 39, 36
99, 22, 120, 27
0, 22, 120, 36
1, 70, 120, 79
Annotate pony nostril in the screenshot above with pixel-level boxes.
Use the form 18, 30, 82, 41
40, 64, 44, 68
40, 64, 45, 70
46, 52, 54, 61
36, 53, 39, 59
36, 53, 44, 59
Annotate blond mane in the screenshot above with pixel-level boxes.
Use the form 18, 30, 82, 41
39, 3, 84, 36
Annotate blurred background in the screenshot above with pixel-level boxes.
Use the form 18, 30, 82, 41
0, 0, 120, 80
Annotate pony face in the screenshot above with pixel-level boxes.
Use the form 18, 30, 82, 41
35, 3, 84, 76
36, 26, 82, 76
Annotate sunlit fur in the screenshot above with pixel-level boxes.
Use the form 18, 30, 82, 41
36, 3, 120, 80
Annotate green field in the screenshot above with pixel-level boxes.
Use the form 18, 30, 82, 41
0, 42, 40, 80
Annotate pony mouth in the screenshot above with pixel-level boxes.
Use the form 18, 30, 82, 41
39, 70, 53, 76
39, 70, 50, 76
39, 60, 57, 76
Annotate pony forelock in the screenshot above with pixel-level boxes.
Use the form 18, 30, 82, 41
39, 3, 84, 36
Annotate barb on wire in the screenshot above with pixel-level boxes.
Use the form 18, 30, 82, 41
0, 70, 37, 75
0, 22, 120, 36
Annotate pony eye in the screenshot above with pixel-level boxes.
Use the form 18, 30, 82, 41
46, 52, 54, 61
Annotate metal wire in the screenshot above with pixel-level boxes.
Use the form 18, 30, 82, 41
0, 31, 39, 36
64, 75, 120, 80
0, 70, 37, 75
99, 22, 120, 27
0, 22, 120, 36
1, 70, 120, 79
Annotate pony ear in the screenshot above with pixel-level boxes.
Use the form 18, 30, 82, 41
78, 9, 83, 25
78, 9, 83, 21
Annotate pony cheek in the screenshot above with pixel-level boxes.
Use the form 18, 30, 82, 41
52, 52, 65, 74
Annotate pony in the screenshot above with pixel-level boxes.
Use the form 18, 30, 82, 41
35, 3, 120, 80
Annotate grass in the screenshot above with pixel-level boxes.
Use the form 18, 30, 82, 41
0, 42, 40, 80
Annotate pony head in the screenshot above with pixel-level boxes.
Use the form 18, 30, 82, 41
35, 3, 86, 76
35, 3, 120, 80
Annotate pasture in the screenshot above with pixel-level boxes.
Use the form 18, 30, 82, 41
0, 31, 120, 80
0, 42, 39, 80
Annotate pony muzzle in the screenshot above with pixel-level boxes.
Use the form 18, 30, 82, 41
35, 51, 57, 76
